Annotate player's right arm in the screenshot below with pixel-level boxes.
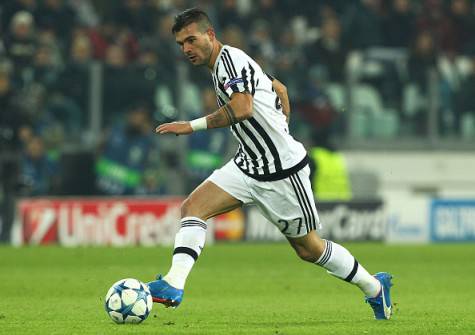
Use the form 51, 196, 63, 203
156, 48, 256, 135
206, 92, 252, 128
155, 92, 253, 135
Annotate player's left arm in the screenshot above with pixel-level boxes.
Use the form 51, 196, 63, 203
155, 92, 253, 135
272, 77, 290, 124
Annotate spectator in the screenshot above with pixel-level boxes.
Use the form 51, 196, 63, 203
406, 30, 438, 134
221, 24, 248, 52
57, 31, 92, 114
95, 103, 160, 195
155, 13, 179, 77
88, 17, 139, 61
35, 0, 76, 48
274, 29, 305, 98
218, 0, 247, 31
32, 43, 61, 90
248, 19, 276, 62
0, 71, 24, 150
44, 93, 83, 138
298, 67, 339, 148
186, 88, 230, 192
68, 0, 99, 27
416, 0, 457, 53
102, 44, 136, 124
105, 42, 128, 68
384, 0, 415, 48
448, 0, 475, 54
135, 40, 179, 111
290, 0, 322, 26
114, 0, 158, 35
133, 44, 161, 103
69, 30, 93, 64
251, 0, 283, 28
1, 0, 37, 33
455, 56, 475, 133
343, 0, 385, 50
29, 35, 82, 136
407, 30, 437, 92
306, 16, 348, 82
24, 88, 65, 150
311, 0, 348, 17
18, 135, 59, 196
4, 11, 36, 77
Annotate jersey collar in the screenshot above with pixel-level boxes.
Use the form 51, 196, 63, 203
212, 44, 227, 73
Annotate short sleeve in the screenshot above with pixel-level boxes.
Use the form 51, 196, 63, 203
219, 48, 259, 97
265, 72, 275, 81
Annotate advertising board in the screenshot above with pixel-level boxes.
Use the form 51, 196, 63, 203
430, 199, 475, 242
17, 198, 183, 246
245, 200, 386, 241
15, 197, 246, 246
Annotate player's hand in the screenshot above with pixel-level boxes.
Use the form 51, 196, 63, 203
155, 121, 193, 135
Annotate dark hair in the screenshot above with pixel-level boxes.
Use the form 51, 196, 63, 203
172, 8, 212, 34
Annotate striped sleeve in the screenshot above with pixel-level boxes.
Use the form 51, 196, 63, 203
219, 48, 257, 97
265, 72, 275, 81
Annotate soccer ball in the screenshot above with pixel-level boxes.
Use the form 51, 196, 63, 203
104, 278, 153, 324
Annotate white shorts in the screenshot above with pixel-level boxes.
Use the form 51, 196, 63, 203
207, 160, 320, 238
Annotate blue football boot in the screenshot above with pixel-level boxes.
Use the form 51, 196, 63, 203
365, 272, 393, 320
148, 275, 184, 308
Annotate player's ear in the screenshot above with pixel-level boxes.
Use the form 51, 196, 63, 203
206, 27, 215, 41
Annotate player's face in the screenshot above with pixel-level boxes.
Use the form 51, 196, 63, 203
175, 22, 214, 66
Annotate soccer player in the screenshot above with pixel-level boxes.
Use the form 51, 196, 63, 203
148, 8, 393, 320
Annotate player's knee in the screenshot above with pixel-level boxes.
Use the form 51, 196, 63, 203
289, 233, 325, 263
181, 197, 194, 217
295, 247, 319, 263
181, 196, 205, 219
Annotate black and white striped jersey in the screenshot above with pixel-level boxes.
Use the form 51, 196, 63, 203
210, 45, 308, 181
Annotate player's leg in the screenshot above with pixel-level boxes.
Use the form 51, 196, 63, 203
286, 231, 393, 319
283, 166, 393, 319
149, 161, 251, 307
284, 166, 393, 319
181, 180, 243, 220
161, 180, 242, 289
286, 231, 381, 297
250, 165, 393, 319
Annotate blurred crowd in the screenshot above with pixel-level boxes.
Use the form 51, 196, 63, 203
1, 0, 475, 197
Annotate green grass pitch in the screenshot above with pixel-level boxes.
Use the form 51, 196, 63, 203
1, 243, 474, 334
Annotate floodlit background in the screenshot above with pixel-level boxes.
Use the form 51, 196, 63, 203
1, 0, 475, 244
